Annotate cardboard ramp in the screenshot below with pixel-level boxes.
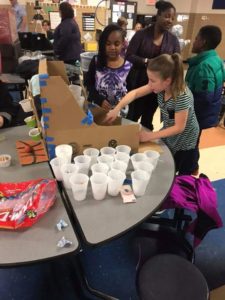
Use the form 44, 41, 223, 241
39, 60, 140, 158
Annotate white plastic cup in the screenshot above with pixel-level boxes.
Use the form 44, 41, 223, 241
135, 161, 154, 178
83, 148, 99, 167
107, 169, 126, 196
131, 169, 150, 197
55, 144, 73, 164
69, 84, 82, 100
50, 157, 66, 181
69, 173, 89, 201
144, 150, 160, 169
114, 152, 130, 165
97, 155, 114, 168
91, 162, 109, 175
74, 155, 91, 175
116, 145, 131, 155
90, 173, 108, 200
131, 153, 147, 170
19, 99, 33, 112
100, 146, 116, 157
111, 160, 127, 174
61, 163, 78, 189
78, 96, 85, 109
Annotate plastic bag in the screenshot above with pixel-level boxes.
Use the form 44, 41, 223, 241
0, 178, 57, 229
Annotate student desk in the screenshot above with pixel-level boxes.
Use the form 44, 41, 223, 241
0, 126, 79, 266
65, 140, 175, 245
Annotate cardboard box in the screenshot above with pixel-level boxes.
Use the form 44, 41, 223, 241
210, 285, 225, 300
38, 59, 140, 158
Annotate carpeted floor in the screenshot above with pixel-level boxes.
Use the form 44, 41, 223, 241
195, 179, 225, 290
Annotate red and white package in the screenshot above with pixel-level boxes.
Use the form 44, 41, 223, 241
0, 178, 57, 229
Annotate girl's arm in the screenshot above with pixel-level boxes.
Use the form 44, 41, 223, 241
139, 109, 188, 142
105, 84, 152, 123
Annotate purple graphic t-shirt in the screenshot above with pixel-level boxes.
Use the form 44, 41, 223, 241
95, 60, 132, 106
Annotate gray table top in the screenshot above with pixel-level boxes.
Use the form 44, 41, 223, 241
0, 126, 79, 266
66, 140, 175, 245
0, 73, 25, 84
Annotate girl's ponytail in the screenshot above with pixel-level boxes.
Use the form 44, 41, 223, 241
171, 53, 186, 100
147, 53, 186, 100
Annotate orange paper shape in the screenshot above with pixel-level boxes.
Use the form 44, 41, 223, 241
16, 140, 49, 166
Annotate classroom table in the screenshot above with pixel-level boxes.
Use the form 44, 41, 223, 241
65, 138, 175, 246
0, 126, 79, 266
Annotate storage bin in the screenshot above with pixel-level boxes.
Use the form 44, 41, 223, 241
80, 51, 97, 72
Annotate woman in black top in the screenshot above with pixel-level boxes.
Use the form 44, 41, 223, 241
53, 2, 82, 64
126, 1, 180, 130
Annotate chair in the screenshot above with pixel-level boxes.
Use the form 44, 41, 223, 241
137, 207, 194, 263
137, 253, 209, 300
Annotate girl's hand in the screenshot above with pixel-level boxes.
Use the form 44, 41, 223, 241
104, 108, 119, 124
139, 130, 155, 142
101, 100, 112, 111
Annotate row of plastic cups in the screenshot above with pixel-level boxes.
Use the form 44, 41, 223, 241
51, 152, 158, 184
51, 158, 152, 200
69, 167, 151, 202
50, 157, 128, 186
54, 144, 132, 166
54, 144, 159, 164
69, 169, 126, 201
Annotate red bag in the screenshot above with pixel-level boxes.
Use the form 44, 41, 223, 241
0, 179, 56, 229
0, 8, 18, 44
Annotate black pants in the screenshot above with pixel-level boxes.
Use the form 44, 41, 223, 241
126, 93, 158, 130
174, 147, 199, 175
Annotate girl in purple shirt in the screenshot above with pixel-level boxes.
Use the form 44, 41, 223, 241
84, 24, 132, 111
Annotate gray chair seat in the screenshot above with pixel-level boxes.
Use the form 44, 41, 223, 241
138, 253, 209, 300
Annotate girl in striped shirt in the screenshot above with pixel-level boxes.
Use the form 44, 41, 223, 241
105, 53, 199, 175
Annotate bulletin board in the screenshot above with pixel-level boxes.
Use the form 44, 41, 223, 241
26, 2, 107, 41
110, 1, 137, 30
